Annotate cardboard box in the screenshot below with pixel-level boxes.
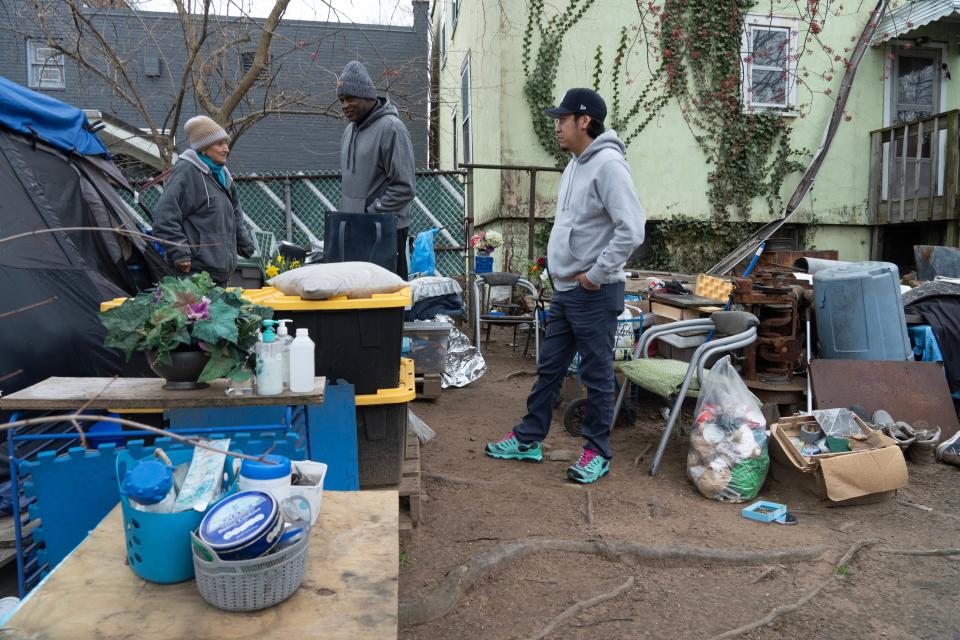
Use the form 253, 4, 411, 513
769, 414, 908, 503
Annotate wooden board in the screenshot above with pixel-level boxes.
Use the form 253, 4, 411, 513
8, 490, 398, 640
649, 292, 725, 308
415, 374, 442, 400
810, 360, 960, 439
0, 376, 326, 411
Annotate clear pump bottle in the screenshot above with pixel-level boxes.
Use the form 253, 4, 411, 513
255, 320, 284, 396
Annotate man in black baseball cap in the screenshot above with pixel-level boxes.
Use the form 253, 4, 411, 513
543, 87, 607, 123
486, 86, 646, 484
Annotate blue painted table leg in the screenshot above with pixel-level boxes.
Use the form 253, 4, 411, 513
306, 382, 359, 491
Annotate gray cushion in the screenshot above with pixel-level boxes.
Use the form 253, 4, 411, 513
710, 311, 759, 336
480, 272, 521, 287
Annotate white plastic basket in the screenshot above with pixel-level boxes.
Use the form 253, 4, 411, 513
191, 529, 309, 611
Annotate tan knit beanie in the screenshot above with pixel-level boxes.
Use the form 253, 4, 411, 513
184, 115, 229, 151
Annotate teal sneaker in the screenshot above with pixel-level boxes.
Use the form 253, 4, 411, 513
485, 432, 543, 462
567, 448, 609, 483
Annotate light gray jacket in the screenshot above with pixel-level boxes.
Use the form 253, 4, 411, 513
547, 130, 646, 291
151, 149, 255, 283
339, 98, 416, 229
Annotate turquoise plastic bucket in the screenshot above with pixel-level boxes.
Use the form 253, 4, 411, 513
116, 448, 237, 584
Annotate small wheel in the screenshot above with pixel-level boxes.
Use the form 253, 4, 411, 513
563, 398, 587, 437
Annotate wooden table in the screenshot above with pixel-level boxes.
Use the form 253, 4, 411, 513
6, 490, 398, 639
0, 376, 326, 411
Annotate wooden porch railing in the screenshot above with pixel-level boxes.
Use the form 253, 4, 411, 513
868, 109, 960, 224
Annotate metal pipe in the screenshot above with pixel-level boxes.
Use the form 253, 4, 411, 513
465, 166, 476, 330
806, 308, 813, 414
794, 257, 851, 275
283, 177, 293, 242
528, 169, 537, 261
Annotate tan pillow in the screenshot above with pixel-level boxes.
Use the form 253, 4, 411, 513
268, 262, 407, 299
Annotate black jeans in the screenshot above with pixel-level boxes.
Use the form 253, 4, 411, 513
514, 281, 624, 459
396, 227, 409, 280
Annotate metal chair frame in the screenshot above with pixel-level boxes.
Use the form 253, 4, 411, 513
612, 316, 758, 476
472, 274, 540, 362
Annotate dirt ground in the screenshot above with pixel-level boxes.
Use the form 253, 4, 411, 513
400, 328, 960, 640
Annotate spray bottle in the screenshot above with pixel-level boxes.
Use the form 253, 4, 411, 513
255, 320, 283, 396
276, 319, 294, 389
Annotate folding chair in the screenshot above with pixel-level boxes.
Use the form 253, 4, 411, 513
613, 311, 759, 476
472, 273, 540, 361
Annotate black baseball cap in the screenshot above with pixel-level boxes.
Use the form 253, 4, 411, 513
543, 88, 607, 124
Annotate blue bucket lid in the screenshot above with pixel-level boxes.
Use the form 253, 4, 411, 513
198, 490, 278, 550
240, 454, 292, 481
122, 459, 173, 505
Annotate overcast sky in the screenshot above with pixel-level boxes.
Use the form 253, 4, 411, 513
133, 0, 414, 26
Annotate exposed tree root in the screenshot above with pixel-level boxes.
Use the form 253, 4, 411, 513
706, 539, 878, 640
398, 538, 830, 627
527, 576, 635, 640
878, 547, 960, 556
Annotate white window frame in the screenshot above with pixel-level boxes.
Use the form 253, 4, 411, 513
439, 1, 447, 67
27, 39, 66, 90
452, 0, 459, 33
741, 15, 798, 113
460, 54, 472, 164
451, 107, 458, 170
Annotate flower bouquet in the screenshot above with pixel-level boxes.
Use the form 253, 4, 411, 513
100, 272, 274, 383
469, 230, 504, 255
262, 254, 301, 280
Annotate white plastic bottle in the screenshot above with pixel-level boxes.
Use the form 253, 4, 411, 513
255, 320, 284, 396
276, 319, 294, 389
289, 328, 316, 393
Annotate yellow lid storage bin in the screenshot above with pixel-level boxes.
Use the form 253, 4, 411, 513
354, 358, 416, 488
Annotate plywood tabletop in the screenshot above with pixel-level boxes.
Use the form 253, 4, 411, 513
0, 376, 325, 410
7, 490, 398, 640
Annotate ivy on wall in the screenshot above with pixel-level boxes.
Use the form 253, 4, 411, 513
523, 0, 813, 221
657, 0, 807, 221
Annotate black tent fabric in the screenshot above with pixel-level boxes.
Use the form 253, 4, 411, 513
0, 115, 162, 396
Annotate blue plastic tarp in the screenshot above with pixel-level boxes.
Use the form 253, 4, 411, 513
0, 75, 108, 156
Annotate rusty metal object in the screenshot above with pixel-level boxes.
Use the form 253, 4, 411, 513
732, 270, 806, 382
810, 359, 960, 439
914, 245, 960, 281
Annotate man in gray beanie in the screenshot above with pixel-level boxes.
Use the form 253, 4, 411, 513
337, 60, 416, 278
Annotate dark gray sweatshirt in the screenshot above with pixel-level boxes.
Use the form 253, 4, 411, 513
339, 98, 416, 229
151, 149, 256, 283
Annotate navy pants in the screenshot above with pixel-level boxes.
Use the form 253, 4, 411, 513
514, 282, 624, 459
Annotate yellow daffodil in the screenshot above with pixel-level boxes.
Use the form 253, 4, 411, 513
265, 265, 279, 279
290, 260, 301, 269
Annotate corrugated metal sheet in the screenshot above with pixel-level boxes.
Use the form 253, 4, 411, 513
872, 0, 960, 44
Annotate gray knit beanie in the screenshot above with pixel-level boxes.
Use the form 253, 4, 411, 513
337, 60, 377, 100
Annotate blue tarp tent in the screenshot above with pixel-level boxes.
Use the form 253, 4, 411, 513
0, 75, 108, 157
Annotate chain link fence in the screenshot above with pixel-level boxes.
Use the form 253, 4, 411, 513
119, 170, 467, 276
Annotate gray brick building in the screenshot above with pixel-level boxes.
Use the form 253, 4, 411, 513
0, 1, 429, 175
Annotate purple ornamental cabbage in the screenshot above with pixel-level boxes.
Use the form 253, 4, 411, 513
185, 296, 211, 323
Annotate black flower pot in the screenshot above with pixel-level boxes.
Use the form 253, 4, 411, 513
145, 349, 211, 390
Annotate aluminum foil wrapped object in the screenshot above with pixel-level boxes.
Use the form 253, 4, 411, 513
432, 314, 486, 388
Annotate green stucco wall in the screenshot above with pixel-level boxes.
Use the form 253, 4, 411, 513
433, 0, 959, 258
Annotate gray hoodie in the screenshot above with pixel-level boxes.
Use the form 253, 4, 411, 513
547, 130, 646, 291
151, 149, 256, 283
339, 97, 416, 229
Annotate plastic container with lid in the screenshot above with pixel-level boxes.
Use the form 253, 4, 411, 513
122, 458, 176, 513
238, 454, 292, 503
242, 287, 410, 394
198, 490, 284, 561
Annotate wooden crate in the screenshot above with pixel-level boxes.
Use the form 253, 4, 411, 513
415, 373, 442, 400
398, 424, 422, 540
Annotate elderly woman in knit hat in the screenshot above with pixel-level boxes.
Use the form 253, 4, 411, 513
151, 115, 256, 287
